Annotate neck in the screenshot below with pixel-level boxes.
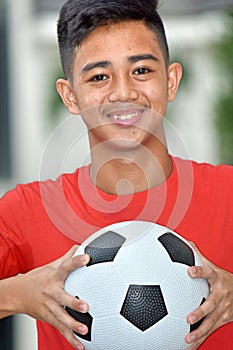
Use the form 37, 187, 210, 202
89, 142, 172, 195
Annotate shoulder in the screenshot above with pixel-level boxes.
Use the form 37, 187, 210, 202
191, 159, 233, 190
172, 156, 233, 185
0, 167, 84, 208
170, 157, 233, 210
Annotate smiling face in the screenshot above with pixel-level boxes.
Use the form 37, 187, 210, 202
57, 20, 182, 152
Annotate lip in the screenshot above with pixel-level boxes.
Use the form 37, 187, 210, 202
106, 109, 144, 127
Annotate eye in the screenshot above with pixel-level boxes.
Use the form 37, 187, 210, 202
134, 67, 151, 75
90, 74, 108, 82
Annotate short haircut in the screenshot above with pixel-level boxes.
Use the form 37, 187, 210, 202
57, 0, 169, 81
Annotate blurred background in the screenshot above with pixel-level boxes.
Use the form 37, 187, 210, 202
0, 0, 232, 349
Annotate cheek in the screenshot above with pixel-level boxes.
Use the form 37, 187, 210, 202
145, 84, 168, 102
146, 85, 168, 116
78, 87, 104, 111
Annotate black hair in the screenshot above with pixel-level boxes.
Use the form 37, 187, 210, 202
57, 0, 169, 81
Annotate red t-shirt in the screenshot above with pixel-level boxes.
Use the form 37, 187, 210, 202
0, 157, 232, 349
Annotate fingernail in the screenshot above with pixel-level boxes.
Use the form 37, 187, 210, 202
186, 333, 195, 344
190, 315, 197, 323
79, 302, 87, 312
189, 334, 196, 343
189, 267, 197, 277
80, 254, 89, 264
78, 325, 87, 335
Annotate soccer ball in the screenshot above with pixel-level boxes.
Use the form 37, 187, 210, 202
64, 221, 209, 350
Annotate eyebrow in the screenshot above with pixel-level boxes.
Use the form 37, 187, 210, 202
128, 54, 159, 64
81, 61, 111, 74
81, 54, 159, 74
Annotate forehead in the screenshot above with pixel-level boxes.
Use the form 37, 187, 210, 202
75, 21, 163, 66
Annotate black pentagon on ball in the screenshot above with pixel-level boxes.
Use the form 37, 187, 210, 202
158, 232, 195, 267
85, 231, 126, 267
65, 297, 93, 341
120, 285, 168, 331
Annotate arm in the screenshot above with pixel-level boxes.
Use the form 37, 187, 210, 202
185, 244, 233, 349
0, 246, 90, 350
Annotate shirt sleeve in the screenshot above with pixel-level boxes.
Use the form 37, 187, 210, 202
0, 186, 33, 279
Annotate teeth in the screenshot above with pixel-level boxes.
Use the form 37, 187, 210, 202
109, 112, 140, 121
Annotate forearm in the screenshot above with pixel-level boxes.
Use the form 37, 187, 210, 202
0, 248, 90, 349
0, 275, 23, 318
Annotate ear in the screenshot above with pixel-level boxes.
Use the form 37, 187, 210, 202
167, 62, 183, 102
56, 79, 80, 115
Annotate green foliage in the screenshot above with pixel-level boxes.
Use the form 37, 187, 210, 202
215, 13, 233, 164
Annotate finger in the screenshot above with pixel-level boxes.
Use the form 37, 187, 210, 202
45, 309, 86, 350
50, 245, 80, 269
186, 311, 218, 341
187, 285, 219, 327
186, 298, 221, 346
62, 245, 80, 259
188, 264, 217, 284
51, 288, 89, 313
62, 329, 85, 350
58, 254, 90, 279
186, 318, 220, 349
47, 301, 89, 336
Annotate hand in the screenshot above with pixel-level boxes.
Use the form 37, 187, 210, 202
16, 246, 90, 350
185, 243, 233, 349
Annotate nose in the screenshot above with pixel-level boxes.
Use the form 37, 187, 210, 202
108, 75, 139, 103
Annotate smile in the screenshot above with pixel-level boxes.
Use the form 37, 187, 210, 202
106, 109, 144, 126
108, 111, 141, 121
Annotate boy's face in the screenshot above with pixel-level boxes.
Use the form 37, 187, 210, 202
57, 21, 182, 149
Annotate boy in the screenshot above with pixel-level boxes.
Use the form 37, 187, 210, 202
0, 0, 233, 349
